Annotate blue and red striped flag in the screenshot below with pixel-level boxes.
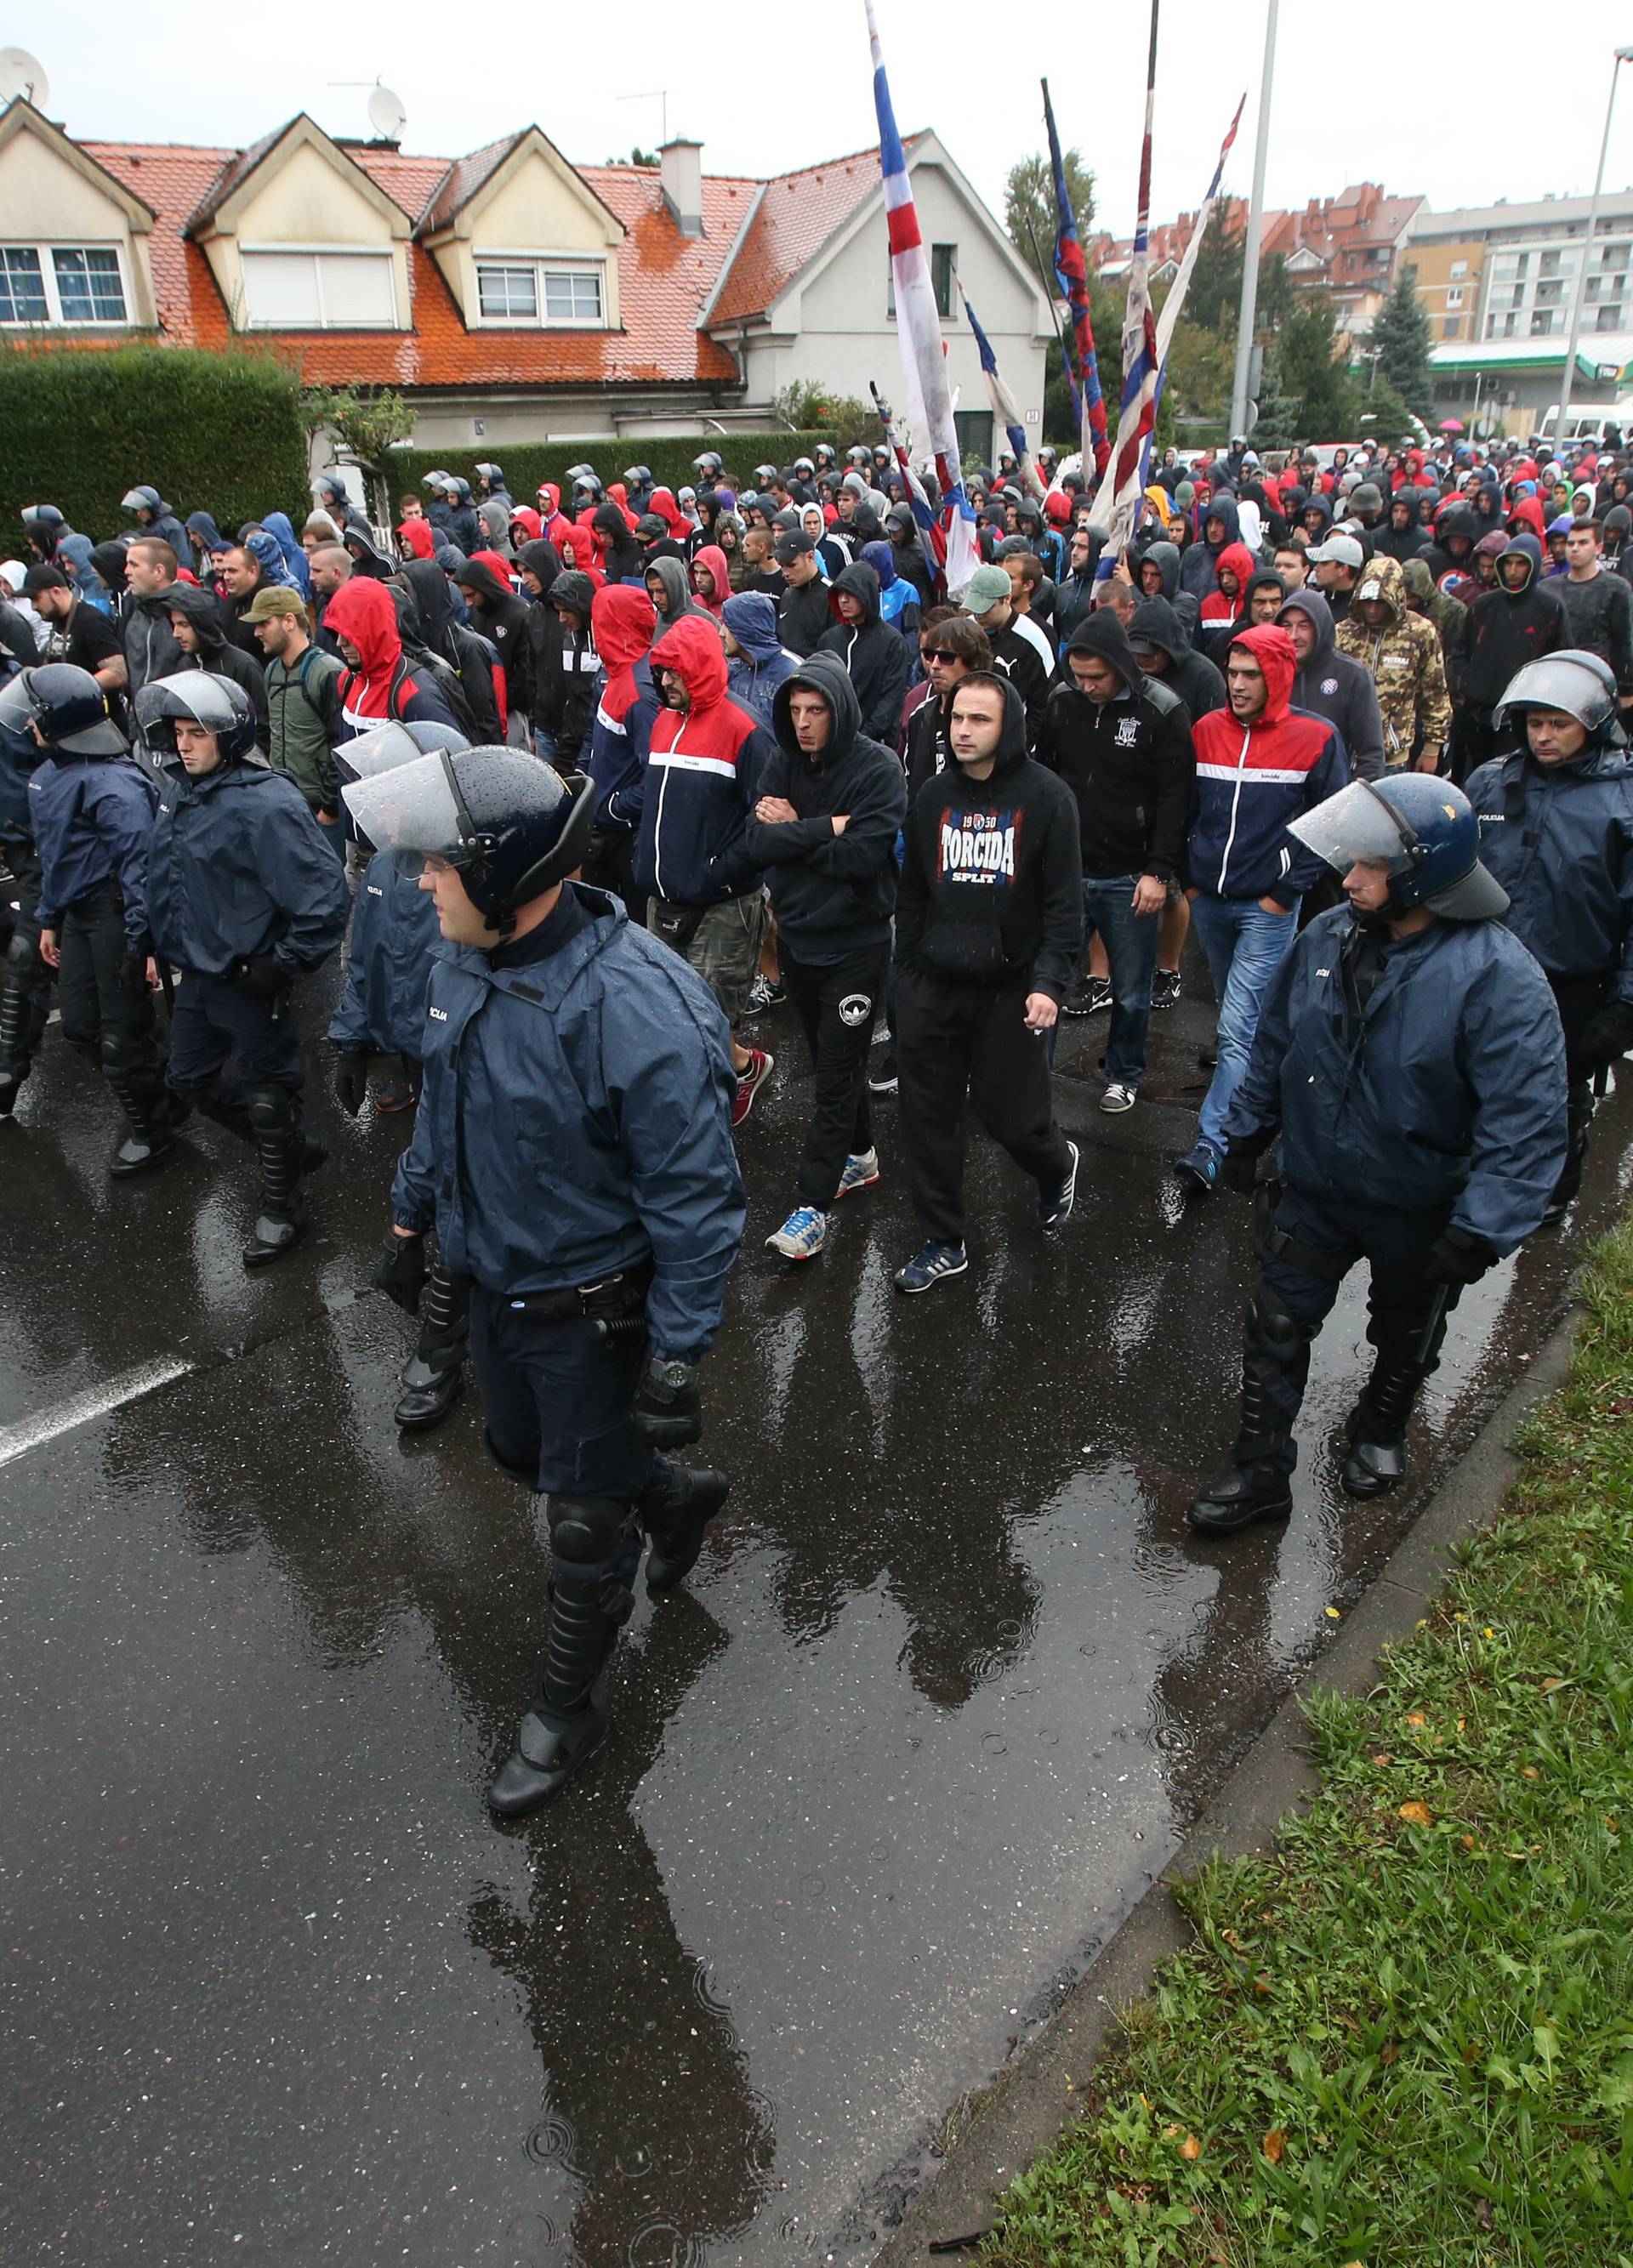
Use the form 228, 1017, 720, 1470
1093, 1, 1164, 554
1043, 78, 1108, 481
958, 277, 1046, 500
1148, 94, 1246, 452
866, 0, 981, 594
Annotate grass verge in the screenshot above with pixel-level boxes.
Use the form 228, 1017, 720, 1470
983, 1219, 1633, 2268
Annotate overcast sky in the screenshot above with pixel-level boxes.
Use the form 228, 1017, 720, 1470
14, 0, 1633, 238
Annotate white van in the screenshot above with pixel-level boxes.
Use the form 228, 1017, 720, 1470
1530, 406, 1615, 452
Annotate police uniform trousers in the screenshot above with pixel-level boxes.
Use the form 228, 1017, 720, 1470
57, 880, 168, 1113
0, 839, 54, 1085
166, 969, 304, 1137
1240, 1182, 1460, 1478
1549, 969, 1613, 1213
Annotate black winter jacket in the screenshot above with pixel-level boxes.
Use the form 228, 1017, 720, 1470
1038, 615, 1194, 880
816, 560, 911, 742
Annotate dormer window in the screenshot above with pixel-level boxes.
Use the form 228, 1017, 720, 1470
0, 242, 129, 325
238, 247, 398, 328
474, 255, 605, 327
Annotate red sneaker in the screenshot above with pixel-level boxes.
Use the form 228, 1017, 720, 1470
731, 1047, 774, 1128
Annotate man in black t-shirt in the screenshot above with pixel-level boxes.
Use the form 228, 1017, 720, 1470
23, 566, 125, 694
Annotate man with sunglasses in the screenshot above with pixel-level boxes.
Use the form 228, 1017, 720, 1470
1187, 772, 1566, 1536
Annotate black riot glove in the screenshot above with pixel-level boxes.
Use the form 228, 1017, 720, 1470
1573, 1001, 1633, 1078
373, 1231, 429, 1315
119, 942, 151, 995
1218, 1123, 1277, 1196
234, 952, 288, 999
333, 1053, 370, 1116
634, 1357, 703, 1447
1424, 1225, 1499, 1287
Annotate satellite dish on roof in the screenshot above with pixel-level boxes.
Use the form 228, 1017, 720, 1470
367, 83, 407, 141
0, 48, 50, 108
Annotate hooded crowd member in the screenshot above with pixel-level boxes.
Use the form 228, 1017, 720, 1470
121, 486, 193, 573
1190, 774, 1564, 1534
1174, 622, 1349, 1191
524, 560, 593, 770
185, 511, 232, 588
798, 500, 849, 580
959, 563, 1051, 750
303, 510, 344, 559
0, 663, 172, 1167
1127, 597, 1226, 725
164, 582, 270, 748
1041, 615, 1194, 1111
136, 671, 349, 1265
747, 653, 907, 1263
534, 482, 575, 554
890, 669, 1082, 1293
324, 577, 464, 739
583, 584, 660, 912
1401, 554, 1467, 695
638, 615, 777, 1124
1198, 543, 1262, 641
774, 532, 834, 660
721, 592, 798, 730
1468, 650, 1633, 1220
393, 559, 500, 744
860, 541, 919, 639
817, 560, 910, 743
1553, 522, 1633, 699
642, 552, 708, 632
592, 502, 644, 586
690, 544, 731, 618
1453, 532, 1567, 778
636, 513, 687, 568
1602, 502, 1633, 578
1055, 526, 1107, 647
453, 554, 533, 739
243, 585, 345, 834
1334, 554, 1451, 773
1277, 589, 1385, 782
121, 537, 186, 696
262, 513, 311, 598
1179, 491, 1242, 603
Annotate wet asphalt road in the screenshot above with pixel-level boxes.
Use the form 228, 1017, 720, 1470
3, 946, 1630, 2268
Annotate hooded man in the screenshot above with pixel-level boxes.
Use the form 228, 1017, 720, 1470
1453, 532, 1568, 776
593, 502, 645, 586
526, 557, 595, 770
721, 592, 798, 730
583, 584, 659, 912
324, 578, 464, 739
1467, 649, 1633, 1220
121, 486, 192, 574
746, 653, 907, 1262
1040, 615, 1195, 1111
1127, 597, 1226, 725
1334, 554, 1451, 772
1277, 589, 1385, 782
644, 552, 710, 631
817, 560, 911, 743
639, 615, 777, 1124
164, 581, 269, 747
390, 559, 501, 744
1179, 492, 1243, 603
453, 554, 533, 739
1175, 622, 1349, 1190
1054, 525, 1107, 646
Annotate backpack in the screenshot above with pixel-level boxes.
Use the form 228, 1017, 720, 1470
386, 645, 481, 741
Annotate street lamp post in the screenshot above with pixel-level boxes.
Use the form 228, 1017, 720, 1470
1229, 0, 1279, 440
1556, 45, 1633, 448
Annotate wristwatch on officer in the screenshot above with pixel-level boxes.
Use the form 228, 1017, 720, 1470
648, 1358, 697, 1390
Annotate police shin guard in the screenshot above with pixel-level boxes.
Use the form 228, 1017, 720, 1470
102, 1037, 177, 1179
1341, 1313, 1444, 1499
1543, 1080, 1596, 1225
394, 1264, 469, 1431
242, 1086, 306, 1267
488, 1496, 635, 1817
1188, 1293, 1303, 1535
640, 1456, 730, 1595
0, 959, 37, 1117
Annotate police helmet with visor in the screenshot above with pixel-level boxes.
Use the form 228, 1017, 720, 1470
1288, 775, 1509, 921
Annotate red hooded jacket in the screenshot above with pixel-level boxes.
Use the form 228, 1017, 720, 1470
636, 614, 769, 905
1200, 541, 1257, 622
397, 517, 435, 560
1186, 621, 1348, 902
689, 544, 730, 617
326, 577, 455, 730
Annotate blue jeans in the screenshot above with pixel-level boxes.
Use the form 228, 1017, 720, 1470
533, 727, 559, 764
1190, 894, 1298, 1151
1081, 874, 1160, 1087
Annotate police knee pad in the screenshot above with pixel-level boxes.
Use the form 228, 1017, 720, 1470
246, 1084, 296, 1137
1247, 1287, 1312, 1352
545, 1494, 629, 1572
4, 929, 41, 978
100, 1030, 135, 1078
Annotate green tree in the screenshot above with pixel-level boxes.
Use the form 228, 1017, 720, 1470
1368, 273, 1435, 417
1186, 199, 1243, 332
1277, 298, 1363, 440
303, 382, 414, 468
1004, 149, 1097, 298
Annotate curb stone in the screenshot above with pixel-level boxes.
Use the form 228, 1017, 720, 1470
868, 1291, 1585, 2264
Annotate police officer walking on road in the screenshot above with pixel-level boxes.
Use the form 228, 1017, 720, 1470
136, 673, 349, 1266
1188, 774, 1567, 1535
1465, 650, 1633, 1222
344, 747, 744, 1817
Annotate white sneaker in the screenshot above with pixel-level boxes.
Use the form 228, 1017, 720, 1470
765, 1205, 828, 1259
834, 1148, 880, 1198
1100, 1083, 1137, 1114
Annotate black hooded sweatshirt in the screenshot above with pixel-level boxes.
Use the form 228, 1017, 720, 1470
455, 558, 533, 725
1127, 597, 1226, 724
535, 568, 600, 759
162, 582, 269, 749
592, 503, 644, 586
816, 560, 910, 742
1277, 588, 1385, 781
896, 673, 1083, 1002
743, 651, 907, 960
1039, 615, 1193, 881
1455, 536, 1568, 710
393, 559, 502, 743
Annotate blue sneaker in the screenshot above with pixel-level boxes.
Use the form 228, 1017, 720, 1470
892, 1240, 969, 1294
1039, 1140, 1079, 1230
765, 1204, 828, 1259
1172, 1139, 1219, 1191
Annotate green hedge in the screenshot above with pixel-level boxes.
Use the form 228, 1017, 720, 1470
0, 344, 310, 544
386, 431, 839, 510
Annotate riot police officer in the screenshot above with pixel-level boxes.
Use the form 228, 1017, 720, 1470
0, 662, 175, 1172
0, 674, 54, 1117
1465, 649, 1633, 1222
137, 672, 350, 1265
343, 747, 744, 1816
329, 719, 473, 1433
1189, 773, 1567, 1534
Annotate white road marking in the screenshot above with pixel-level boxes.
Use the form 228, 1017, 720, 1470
0, 1356, 194, 1468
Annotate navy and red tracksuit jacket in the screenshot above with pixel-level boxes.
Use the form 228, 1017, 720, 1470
634, 615, 774, 907
1184, 622, 1350, 905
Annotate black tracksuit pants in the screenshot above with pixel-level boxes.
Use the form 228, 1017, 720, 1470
782, 941, 888, 1211
896, 967, 1073, 1247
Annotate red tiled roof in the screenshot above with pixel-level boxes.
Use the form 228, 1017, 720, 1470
83, 138, 747, 389
708, 139, 913, 327
416, 134, 524, 236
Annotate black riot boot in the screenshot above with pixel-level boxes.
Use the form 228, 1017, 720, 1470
640, 1458, 730, 1594
0, 965, 36, 1118
242, 1086, 306, 1266
487, 1496, 637, 1817
103, 1043, 179, 1179
1188, 1297, 1301, 1535
1341, 1352, 1433, 1498
394, 1263, 469, 1431
1542, 1079, 1595, 1226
